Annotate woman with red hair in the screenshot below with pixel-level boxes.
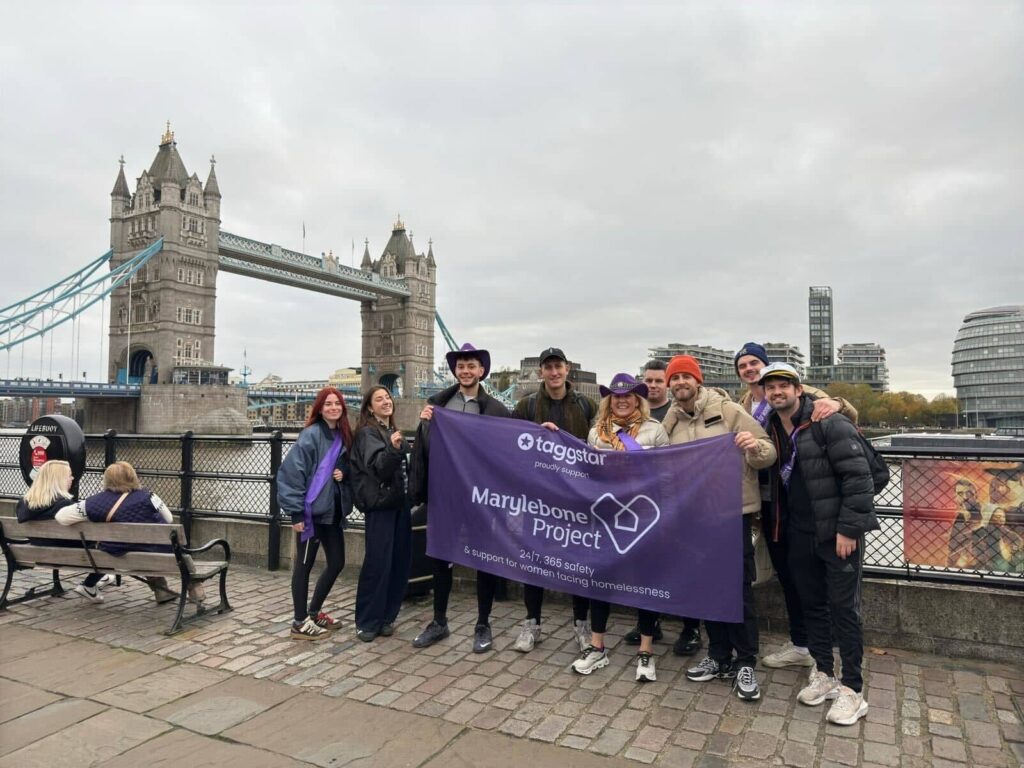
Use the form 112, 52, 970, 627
277, 387, 354, 640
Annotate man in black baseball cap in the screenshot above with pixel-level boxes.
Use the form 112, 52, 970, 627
511, 347, 597, 654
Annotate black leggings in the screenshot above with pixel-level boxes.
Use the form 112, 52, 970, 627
523, 583, 590, 623
590, 601, 658, 636
430, 558, 499, 626
291, 522, 345, 623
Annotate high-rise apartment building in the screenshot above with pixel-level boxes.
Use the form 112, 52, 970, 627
809, 286, 834, 367
763, 343, 806, 376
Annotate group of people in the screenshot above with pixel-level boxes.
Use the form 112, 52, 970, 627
17, 459, 205, 605
273, 340, 879, 728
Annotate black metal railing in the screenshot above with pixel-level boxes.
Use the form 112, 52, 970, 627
1, 431, 1021, 587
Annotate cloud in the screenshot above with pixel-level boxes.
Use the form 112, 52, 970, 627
1, 2, 1021, 395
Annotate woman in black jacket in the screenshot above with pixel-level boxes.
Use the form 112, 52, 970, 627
351, 385, 412, 642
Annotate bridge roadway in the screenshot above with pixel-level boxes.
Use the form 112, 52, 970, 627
1, 565, 1021, 766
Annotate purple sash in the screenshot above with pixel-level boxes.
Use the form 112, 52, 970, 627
301, 428, 343, 542
618, 431, 644, 452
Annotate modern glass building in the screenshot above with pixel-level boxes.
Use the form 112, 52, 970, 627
952, 305, 1024, 434
809, 286, 834, 366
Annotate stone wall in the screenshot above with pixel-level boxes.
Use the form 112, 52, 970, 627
138, 384, 249, 434
80, 397, 139, 433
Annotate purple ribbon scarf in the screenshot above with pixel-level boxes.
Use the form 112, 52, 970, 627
752, 398, 773, 428
301, 428, 343, 542
779, 423, 810, 488
617, 431, 644, 452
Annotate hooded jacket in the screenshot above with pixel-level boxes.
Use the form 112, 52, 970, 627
766, 395, 879, 544
662, 386, 776, 514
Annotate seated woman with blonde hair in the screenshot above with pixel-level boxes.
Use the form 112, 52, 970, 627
56, 461, 203, 605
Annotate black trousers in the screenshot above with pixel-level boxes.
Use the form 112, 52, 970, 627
787, 526, 865, 692
705, 514, 759, 668
291, 522, 345, 623
355, 505, 412, 633
589, 601, 658, 637
523, 583, 590, 624
429, 558, 500, 626
763, 503, 809, 648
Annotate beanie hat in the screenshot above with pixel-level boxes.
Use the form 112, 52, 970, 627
666, 355, 703, 385
734, 342, 769, 372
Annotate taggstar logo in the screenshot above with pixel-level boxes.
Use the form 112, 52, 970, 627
589, 493, 661, 554
517, 433, 535, 451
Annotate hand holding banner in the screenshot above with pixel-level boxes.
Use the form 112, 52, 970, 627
425, 408, 744, 622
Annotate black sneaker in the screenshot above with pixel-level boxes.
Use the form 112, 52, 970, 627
356, 629, 378, 643
673, 627, 702, 656
379, 623, 395, 637
412, 620, 449, 648
624, 620, 662, 646
472, 623, 493, 653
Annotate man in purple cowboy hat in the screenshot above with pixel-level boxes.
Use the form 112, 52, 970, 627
409, 343, 514, 653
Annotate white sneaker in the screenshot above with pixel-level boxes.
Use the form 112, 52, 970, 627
573, 620, 591, 653
798, 668, 841, 706
74, 584, 104, 603
513, 619, 541, 653
635, 652, 657, 682
290, 616, 328, 641
762, 642, 815, 668
97, 574, 117, 587
827, 686, 869, 725
571, 645, 609, 675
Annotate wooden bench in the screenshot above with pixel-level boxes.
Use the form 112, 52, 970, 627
0, 516, 232, 635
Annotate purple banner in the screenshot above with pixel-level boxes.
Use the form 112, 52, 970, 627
426, 408, 743, 622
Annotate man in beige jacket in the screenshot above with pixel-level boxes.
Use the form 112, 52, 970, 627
661, 354, 776, 702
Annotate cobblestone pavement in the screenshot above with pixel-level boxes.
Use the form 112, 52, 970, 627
1, 565, 1022, 767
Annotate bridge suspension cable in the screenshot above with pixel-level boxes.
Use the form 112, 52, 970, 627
0, 239, 164, 353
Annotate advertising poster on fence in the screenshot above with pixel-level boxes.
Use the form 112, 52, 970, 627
903, 459, 1024, 573
425, 408, 744, 622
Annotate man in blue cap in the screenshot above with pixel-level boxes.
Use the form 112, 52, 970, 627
410, 343, 513, 653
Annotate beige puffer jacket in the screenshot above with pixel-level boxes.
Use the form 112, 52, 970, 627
662, 387, 776, 514
587, 418, 670, 451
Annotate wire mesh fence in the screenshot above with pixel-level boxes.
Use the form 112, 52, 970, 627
1, 431, 1021, 587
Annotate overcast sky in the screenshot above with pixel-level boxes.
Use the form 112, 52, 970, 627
2, 2, 1021, 397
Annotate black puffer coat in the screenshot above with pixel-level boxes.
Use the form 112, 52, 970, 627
767, 396, 879, 544
350, 423, 411, 513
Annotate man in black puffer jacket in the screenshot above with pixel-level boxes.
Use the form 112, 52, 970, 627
760, 363, 878, 729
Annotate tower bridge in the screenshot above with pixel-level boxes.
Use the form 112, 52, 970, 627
1, 126, 439, 433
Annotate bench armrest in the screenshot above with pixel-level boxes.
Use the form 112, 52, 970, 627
181, 537, 231, 562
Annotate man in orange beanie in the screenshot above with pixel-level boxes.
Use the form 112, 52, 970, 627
662, 355, 776, 703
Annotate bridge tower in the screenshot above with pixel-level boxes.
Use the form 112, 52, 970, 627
359, 217, 436, 402
108, 124, 221, 385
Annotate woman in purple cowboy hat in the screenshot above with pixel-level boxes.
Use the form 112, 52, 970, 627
572, 372, 668, 683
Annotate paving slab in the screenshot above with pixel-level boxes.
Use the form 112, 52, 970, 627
0, 677, 62, 724
0, 624, 74, 664
1, 639, 172, 697
422, 728, 616, 767
0, 697, 106, 757
0, 707, 169, 768
149, 674, 302, 735
97, 728, 312, 768
92, 663, 229, 712
223, 691, 464, 767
